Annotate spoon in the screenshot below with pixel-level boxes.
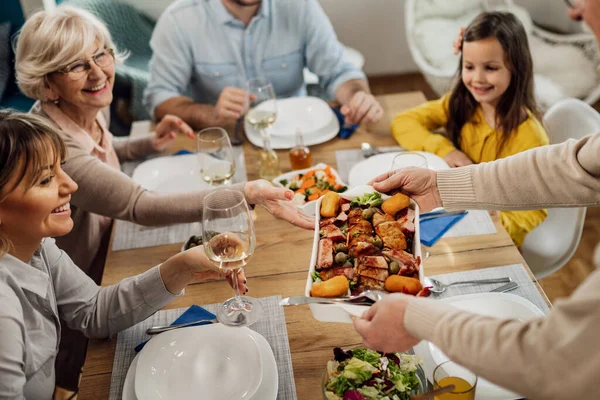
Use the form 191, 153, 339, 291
361, 142, 380, 158
279, 290, 388, 307
410, 384, 456, 400
424, 276, 512, 294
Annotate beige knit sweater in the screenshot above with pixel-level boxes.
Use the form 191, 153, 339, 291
405, 133, 600, 399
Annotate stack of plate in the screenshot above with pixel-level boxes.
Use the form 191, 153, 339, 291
245, 97, 339, 149
413, 293, 545, 400
122, 324, 278, 400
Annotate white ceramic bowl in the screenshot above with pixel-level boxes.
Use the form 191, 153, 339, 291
272, 163, 347, 216
305, 186, 423, 323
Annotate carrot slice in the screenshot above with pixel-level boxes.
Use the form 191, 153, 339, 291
308, 192, 320, 201
301, 178, 316, 189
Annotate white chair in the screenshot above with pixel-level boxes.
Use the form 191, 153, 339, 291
520, 99, 596, 279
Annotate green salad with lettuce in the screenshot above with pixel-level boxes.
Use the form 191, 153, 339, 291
324, 348, 422, 400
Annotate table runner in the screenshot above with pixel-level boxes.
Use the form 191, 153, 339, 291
335, 148, 497, 238
108, 295, 297, 400
113, 146, 248, 251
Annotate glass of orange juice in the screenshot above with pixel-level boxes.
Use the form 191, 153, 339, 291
433, 361, 477, 400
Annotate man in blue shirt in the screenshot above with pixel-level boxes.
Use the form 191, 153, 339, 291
143, 0, 383, 130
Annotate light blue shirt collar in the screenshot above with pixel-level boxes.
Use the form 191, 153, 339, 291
212, 0, 270, 26
2, 247, 49, 299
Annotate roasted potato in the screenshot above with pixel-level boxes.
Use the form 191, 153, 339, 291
310, 275, 349, 298
320, 191, 341, 218
381, 193, 411, 216
384, 275, 423, 295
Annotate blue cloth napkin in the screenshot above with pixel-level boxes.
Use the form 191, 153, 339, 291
134, 305, 216, 352
331, 107, 359, 139
420, 212, 468, 247
172, 149, 193, 156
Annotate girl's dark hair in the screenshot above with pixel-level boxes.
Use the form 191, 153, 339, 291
446, 12, 539, 154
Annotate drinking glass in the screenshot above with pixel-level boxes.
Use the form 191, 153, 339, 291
202, 189, 261, 327
196, 127, 235, 186
390, 152, 428, 171
245, 77, 277, 137
245, 77, 281, 179
433, 361, 478, 400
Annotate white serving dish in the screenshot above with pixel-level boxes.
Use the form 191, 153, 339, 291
304, 185, 423, 323
124, 329, 278, 400
348, 151, 450, 187
272, 163, 347, 216
413, 293, 545, 400
135, 323, 263, 400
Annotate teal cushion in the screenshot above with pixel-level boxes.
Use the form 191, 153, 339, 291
0, 22, 11, 100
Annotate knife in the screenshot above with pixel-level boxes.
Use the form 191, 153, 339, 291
490, 281, 519, 293
146, 318, 218, 335
279, 297, 372, 307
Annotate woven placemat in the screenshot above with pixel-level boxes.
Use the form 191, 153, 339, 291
109, 295, 296, 400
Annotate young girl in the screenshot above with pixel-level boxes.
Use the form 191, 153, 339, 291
392, 12, 548, 247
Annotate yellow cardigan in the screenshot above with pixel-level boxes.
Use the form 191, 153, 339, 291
391, 94, 549, 247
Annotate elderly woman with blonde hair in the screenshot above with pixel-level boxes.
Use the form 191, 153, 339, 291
14, 5, 313, 392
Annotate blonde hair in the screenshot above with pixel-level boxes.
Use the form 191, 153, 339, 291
0, 111, 67, 256
14, 5, 127, 101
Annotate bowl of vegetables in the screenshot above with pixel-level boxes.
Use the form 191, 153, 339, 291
181, 235, 203, 252
273, 163, 347, 212
322, 347, 426, 400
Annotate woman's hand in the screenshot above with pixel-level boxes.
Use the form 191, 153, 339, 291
244, 180, 314, 230
369, 167, 442, 212
159, 245, 246, 295
341, 91, 384, 125
153, 115, 196, 151
453, 27, 466, 55
444, 149, 473, 168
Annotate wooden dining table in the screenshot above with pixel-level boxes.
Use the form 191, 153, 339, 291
78, 91, 551, 399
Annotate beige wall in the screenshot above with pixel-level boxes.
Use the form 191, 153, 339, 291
319, 0, 416, 76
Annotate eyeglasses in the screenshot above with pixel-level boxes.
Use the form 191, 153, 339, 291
56, 48, 115, 81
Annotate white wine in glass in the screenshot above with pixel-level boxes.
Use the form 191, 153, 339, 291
197, 127, 236, 186
202, 189, 261, 327
246, 108, 276, 131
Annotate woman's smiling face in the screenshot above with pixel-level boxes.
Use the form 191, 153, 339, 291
46, 44, 115, 112
0, 153, 78, 246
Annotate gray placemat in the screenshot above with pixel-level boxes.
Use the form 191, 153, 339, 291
430, 263, 551, 313
113, 147, 248, 251
109, 295, 296, 400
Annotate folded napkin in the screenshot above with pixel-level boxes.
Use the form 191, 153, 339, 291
420, 212, 468, 247
134, 305, 216, 352
172, 149, 194, 156
331, 107, 359, 139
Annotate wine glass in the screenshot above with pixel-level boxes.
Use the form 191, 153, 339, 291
202, 189, 261, 327
245, 77, 277, 138
245, 77, 281, 179
390, 152, 428, 171
196, 127, 236, 186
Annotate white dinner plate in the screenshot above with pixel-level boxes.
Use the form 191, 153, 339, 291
131, 154, 211, 193
124, 329, 277, 400
413, 293, 546, 400
135, 323, 263, 400
245, 103, 339, 149
348, 152, 450, 187
253, 97, 333, 137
